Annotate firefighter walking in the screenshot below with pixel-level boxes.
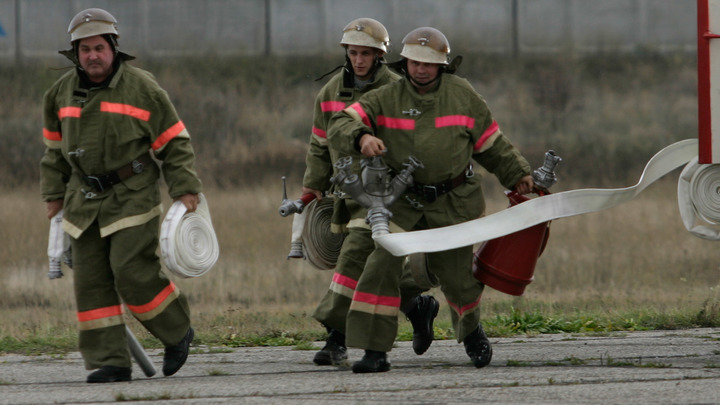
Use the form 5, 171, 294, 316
301, 18, 440, 366
40, 8, 202, 383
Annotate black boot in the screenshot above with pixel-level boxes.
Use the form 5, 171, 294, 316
463, 324, 492, 368
352, 350, 390, 373
405, 295, 440, 355
163, 327, 194, 376
313, 329, 347, 366
86, 365, 131, 383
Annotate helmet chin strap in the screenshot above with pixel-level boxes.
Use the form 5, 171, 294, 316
407, 65, 444, 90
409, 74, 440, 90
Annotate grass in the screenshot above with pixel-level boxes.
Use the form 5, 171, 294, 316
2, 176, 720, 354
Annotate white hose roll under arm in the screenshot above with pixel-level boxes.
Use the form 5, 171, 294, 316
677, 156, 720, 240
160, 193, 219, 278
374, 139, 699, 256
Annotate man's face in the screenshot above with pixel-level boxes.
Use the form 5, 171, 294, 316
78, 35, 115, 83
407, 59, 441, 90
346, 45, 381, 80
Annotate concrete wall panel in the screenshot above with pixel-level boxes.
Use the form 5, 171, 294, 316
640, 0, 697, 51
271, 0, 324, 55
518, 0, 573, 53
0, 0, 15, 59
0, 0, 699, 64
572, 0, 641, 51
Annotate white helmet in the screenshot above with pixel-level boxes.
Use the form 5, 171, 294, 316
340, 18, 389, 53
400, 27, 450, 65
68, 8, 119, 43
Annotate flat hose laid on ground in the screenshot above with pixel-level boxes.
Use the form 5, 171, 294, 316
160, 193, 219, 278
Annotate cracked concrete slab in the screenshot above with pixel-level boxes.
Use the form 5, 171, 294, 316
1, 328, 719, 404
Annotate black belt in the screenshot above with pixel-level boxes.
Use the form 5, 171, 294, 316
409, 165, 471, 203
84, 153, 152, 192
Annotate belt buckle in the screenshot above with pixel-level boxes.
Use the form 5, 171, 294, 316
423, 185, 437, 203
85, 176, 104, 192
131, 160, 144, 174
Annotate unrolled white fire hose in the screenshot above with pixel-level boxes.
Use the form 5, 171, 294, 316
374, 139, 704, 256
160, 192, 219, 278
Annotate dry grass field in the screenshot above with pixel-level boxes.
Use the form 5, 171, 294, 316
1, 52, 718, 350
2, 175, 719, 348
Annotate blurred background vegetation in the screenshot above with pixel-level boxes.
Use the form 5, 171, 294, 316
0, 51, 696, 190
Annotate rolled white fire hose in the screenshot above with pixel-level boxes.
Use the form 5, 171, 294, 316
160, 193, 219, 278
301, 198, 345, 270
374, 139, 702, 256
47, 209, 67, 279
678, 156, 720, 240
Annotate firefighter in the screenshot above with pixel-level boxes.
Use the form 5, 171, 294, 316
40, 8, 201, 383
327, 27, 534, 372
302, 18, 440, 366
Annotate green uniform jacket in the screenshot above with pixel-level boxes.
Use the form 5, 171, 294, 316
327, 73, 531, 228
302, 63, 400, 193
40, 61, 202, 238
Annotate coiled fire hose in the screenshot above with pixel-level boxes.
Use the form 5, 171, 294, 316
678, 156, 720, 240
374, 139, 704, 256
300, 198, 345, 270
160, 192, 219, 278
47, 209, 71, 279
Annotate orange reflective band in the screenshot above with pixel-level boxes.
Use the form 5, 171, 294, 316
436, 115, 475, 129
43, 128, 62, 141
58, 106, 82, 119
352, 290, 401, 307
126, 282, 177, 314
312, 126, 327, 138
77, 304, 124, 322
152, 121, 186, 150
474, 120, 499, 151
320, 101, 346, 112
446, 296, 481, 317
332, 272, 358, 290
347, 103, 372, 127
377, 115, 415, 130
100, 102, 151, 121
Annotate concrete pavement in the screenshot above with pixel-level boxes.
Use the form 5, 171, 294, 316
2, 328, 720, 404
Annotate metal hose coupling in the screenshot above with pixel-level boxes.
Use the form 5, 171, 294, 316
533, 150, 562, 191
331, 155, 423, 238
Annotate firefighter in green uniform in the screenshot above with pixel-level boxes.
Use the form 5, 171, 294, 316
301, 18, 440, 365
40, 8, 200, 383
327, 27, 535, 372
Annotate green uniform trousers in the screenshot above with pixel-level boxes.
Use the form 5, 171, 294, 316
339, 199, 486, 353
72, 217, 191, 370
312, 226, 426, 335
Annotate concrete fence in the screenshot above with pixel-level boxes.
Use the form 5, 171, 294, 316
0, 0, 697, 64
